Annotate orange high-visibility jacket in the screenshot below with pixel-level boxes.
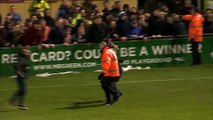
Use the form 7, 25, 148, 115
101, 46, 120, 77
182, 13, 205, 42
42, 26, 51, 42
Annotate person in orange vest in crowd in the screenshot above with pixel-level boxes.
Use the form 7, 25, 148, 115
98, 41, 122, 105
182, 7, 205, 65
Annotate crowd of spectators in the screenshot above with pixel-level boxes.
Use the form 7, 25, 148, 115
0, 0, 213, 48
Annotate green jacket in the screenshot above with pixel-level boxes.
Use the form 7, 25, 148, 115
28, 0, 50, 17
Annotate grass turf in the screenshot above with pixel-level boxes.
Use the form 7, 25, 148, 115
0, 64, 213, 120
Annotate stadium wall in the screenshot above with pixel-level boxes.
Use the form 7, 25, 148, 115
1, 36, 213, 77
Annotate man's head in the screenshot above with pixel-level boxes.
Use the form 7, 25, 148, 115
114, 1, 121, 9
13, 24, 22, 32
184, 0, 192, 7
32, 20, 41, 29
80, 9, 87, 17
99, 41, 107, 50
190, 7, 198, 15
55, 18, 64, 27
44, 9, 51, 17
10, 5, 16, 13
34, 7, 42, 17
103, 0, 109, 8
39, 19, 47, 27
21, 48, 31, 58
130, 19, 138, 27
94, 16, 103, 25
118, 11, 127, 20
109, 20, 117, 28
77, 26, 85, 35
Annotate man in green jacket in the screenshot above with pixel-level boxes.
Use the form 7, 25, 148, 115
28, 0, 50, 17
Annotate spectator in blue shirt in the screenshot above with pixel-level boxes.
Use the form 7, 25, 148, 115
56, 0, 70, 19
127, 19, 143, 38
7, 5, 22, 21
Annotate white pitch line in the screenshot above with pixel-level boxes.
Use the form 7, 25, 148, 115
121, 77, 213, 84
0, 77, 212, 91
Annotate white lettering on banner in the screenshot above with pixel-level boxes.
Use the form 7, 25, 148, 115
139, 47, 149, 56
198, 44, 202, 53
94, 50, 100, 59
74, 50, 100, 60
210, 52, 213, 59
33, 62, 97, 70
84, 50, 93, 59
123, 57, 172, 65
75, 50, 83, 59
31, 51, 72, 62
65, 51, 71, 60
123, 60, 130, 64
152, 44, 193, 55
120, 48, 128, 57
48, 52, 56, 61
0, 44, 196, 64
57, 51, 65, 61
174, 57, 185, 62
129, 47, 136, 56
40, 52, 48, 62
82, 62, 97, 67
187, 44, 192, 53
31, 52, 39, 62
120, 47, 136, 57
11, 54, 17, 63
1, 54, 18, 64
152, 46, 164, 55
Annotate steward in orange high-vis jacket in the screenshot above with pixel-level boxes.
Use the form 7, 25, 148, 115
182, 7, 204, 65
98, 41, 122, 105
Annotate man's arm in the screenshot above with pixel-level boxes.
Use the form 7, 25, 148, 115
182, 15, 193, 21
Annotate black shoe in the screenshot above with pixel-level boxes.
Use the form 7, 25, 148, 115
104, 102, 111, 106
17, 105, 29, 110
113, 93, 123, 103
118, 92, 123, 97
191, 62, 201, 66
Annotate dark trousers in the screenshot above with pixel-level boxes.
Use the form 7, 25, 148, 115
191, 39, 201, 65
101, 77, 121, 103
10, 75, 27, 106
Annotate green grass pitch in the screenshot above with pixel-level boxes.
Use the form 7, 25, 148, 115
0, 64, 213, 120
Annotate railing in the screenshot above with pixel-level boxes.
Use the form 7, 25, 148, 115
1, 33, 213, 49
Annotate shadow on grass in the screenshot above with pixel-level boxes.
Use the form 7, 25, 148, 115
0, 110, 12, 113
59, 100, 105, 110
